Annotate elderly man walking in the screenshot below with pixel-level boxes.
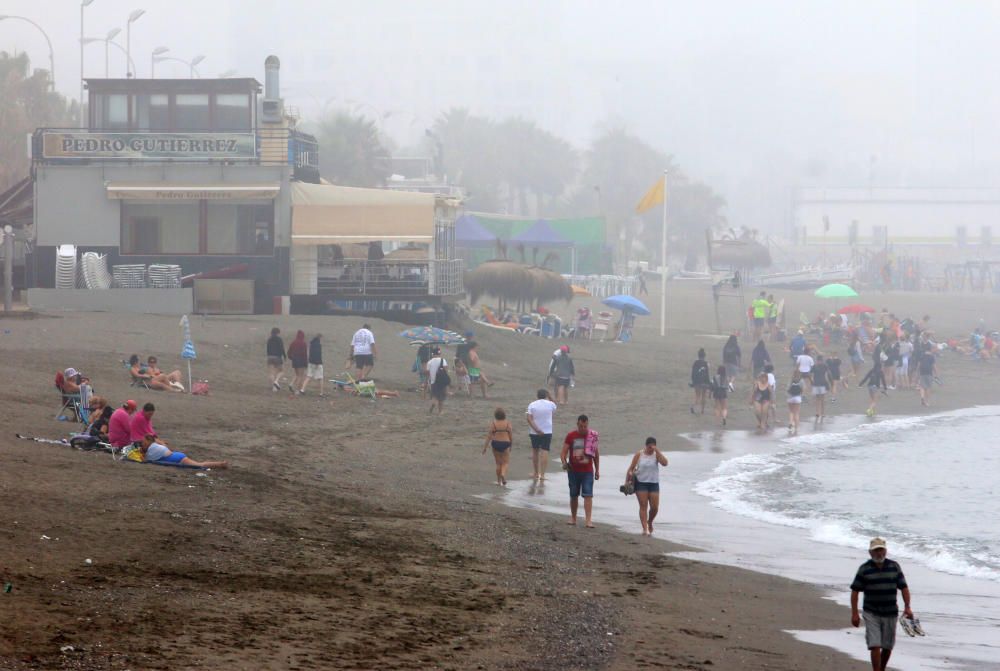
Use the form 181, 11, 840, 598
850, 537, 914, 671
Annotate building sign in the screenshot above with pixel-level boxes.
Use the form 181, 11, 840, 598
106, 183, 280, 200
41, 132, 256, 161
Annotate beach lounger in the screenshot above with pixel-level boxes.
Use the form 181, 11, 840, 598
591, 312, 613, 341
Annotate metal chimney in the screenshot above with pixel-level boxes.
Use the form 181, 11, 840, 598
264, 55, 280, 99
261, 55, 282, 122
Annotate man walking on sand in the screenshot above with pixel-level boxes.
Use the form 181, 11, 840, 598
851, 537, 913, 671
350, 323, 376, 380
526, 389, 557, 480
560, 414, 599, 528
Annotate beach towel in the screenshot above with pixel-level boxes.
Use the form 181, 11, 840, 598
584, 429, 599, 456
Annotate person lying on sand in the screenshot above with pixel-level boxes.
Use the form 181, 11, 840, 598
140, 434, 228, 469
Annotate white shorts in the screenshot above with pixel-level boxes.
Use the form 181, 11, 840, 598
307, 363, 324, 380
787, 396, 802, 404
813, 386, 827, 396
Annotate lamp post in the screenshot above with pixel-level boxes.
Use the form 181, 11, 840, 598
189, 54, 205, 78
0, 15, 55, 91
80, 0, 95, 127
150, 46, 168, 77
102, 27, 121, 77
153, 54, 205, 78
125, 9, 144, 78
84, 37, 135, 77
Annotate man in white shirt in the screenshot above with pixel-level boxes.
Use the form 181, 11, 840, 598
350, 324, 377, 379
796, 349, 815, 394
526, 389, 558, 481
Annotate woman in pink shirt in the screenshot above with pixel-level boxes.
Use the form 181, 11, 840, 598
129, 402, 157, 445
108, 400, 137, 448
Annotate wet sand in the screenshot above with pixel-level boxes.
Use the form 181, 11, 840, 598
1, 285, 996, 670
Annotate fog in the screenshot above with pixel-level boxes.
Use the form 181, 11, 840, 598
4, 0, 1000, 232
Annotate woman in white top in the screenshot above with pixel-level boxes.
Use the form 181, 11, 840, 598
625, 437, 669, 536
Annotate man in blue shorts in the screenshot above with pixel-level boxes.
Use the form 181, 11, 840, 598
851, 537, 913, 671
560, 415, 599, 528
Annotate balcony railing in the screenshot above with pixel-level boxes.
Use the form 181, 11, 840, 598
31, 127, 319, 170
316, 259, 463, 297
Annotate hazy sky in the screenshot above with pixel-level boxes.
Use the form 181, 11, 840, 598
4, 0, 1000, 231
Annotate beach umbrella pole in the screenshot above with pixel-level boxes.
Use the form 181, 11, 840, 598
187, 360, 192, 394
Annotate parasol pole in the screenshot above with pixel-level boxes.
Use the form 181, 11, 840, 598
187, 360, 192, 394
660, 170, 668, 337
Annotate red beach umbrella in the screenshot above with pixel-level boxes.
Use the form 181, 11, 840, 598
837, 304, 876, 315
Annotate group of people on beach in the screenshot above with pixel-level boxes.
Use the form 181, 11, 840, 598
85, 397, 227, 469
266, 324, 382, 397
692, 307, 945, 432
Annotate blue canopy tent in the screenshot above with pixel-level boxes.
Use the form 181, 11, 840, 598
455, 214, 498, 249
511, 220, 577, 273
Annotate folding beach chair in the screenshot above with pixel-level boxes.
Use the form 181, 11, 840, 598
54, 372, 91, 424
345, 373, 378, 401
591, 311, 613, 341
123, 359, 151, 389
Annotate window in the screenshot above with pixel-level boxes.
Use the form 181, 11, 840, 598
94, 93, 129, 129
982, 226, 992, 247
957, 226, 968, 247
215, 94, 251, 130
206, 201, 274, 254
121, 202, 200, 254
175, 94, 210, 130
122, 200, 273, 255
134, 94, 169, 130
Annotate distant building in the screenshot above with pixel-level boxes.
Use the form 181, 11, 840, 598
29, 56, 462, 316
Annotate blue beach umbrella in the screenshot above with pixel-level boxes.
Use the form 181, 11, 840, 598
180, 315, 196, 393
601, 294, 651, 316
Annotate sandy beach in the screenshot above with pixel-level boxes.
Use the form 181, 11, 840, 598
2, 284, 997, 670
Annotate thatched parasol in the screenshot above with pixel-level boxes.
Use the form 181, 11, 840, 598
710, 240, 772, 268
465, 260, 572, 308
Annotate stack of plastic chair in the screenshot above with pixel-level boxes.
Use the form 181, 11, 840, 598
55, 245, 78, 289
113, 264, 147, 288
148, 264, 182, 288
81, 252, 112, 289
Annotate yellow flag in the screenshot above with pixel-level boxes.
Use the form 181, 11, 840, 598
635, 175, 665, 214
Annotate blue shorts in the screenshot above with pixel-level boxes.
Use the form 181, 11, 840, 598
567, 470, 594, 498
160, 452, 186, 464
634, 481, 660, 493
754, 317, 765, 327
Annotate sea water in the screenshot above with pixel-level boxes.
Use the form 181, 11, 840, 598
491, 407, 1000, 670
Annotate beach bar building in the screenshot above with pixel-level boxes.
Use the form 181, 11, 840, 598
28, 56, 462, 316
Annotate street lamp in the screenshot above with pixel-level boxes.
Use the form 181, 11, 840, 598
153, 54, 205, 79
80, 0, 95, 127
84, 37, 135, 78
102, 27, 121, 77
150, 46, 168, 77
0, 15, 55, 91
125, 9, 145, 78
189, 54, 205, 78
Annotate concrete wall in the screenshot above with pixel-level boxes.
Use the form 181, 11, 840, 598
33, 163, 292, 247
27, 288, 193, 314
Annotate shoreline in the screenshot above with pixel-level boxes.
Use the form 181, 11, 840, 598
3, 287, 999, 669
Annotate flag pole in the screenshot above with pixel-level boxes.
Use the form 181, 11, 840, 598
660, 170, 668, 337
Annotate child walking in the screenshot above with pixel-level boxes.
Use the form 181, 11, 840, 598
483, 408, 513, 486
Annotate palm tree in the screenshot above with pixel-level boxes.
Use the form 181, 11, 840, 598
0, 52, 74, 190
314, 110, 390, 187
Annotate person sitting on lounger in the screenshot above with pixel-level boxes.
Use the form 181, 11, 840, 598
146, 356, 184, 391
139, 434, 229, 469
129, 354, 183, 392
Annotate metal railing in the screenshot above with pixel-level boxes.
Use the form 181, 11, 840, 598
317, 259, 463, 297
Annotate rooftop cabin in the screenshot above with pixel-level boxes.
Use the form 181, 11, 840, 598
32, 76, 318, 180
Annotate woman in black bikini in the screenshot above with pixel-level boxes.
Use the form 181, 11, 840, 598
749, 372, 772, 430
483, 407, 514, 486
